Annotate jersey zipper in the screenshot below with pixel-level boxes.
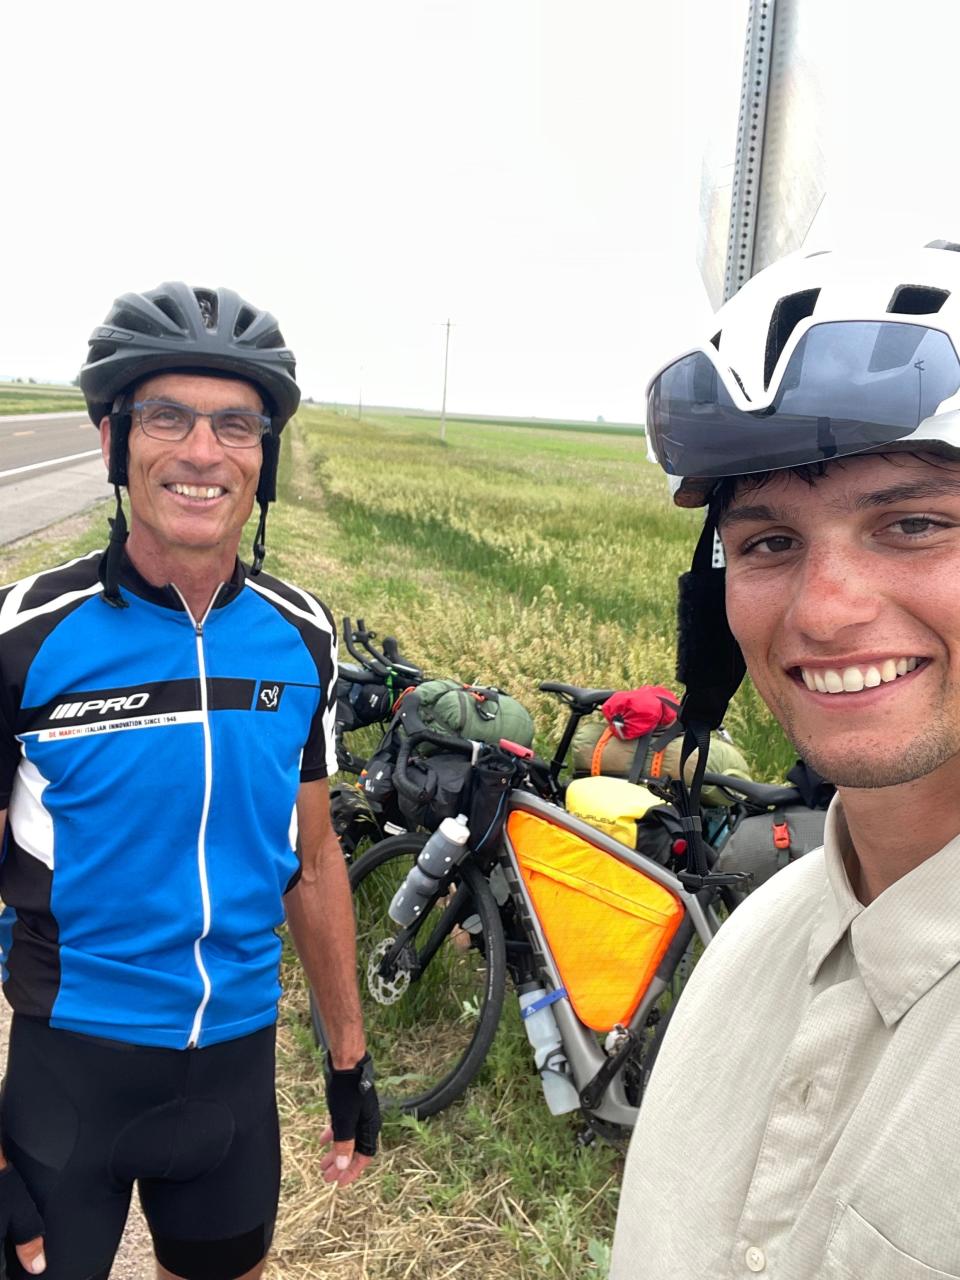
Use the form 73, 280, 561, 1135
174, 588, 219, 1048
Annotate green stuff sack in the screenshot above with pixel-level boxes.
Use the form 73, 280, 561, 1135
571, 718, 751, 807
405, 679, 535, 748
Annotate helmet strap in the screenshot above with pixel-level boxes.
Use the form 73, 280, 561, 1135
251, 501, 268, 576
251, 432, 279, 575
98, 485, 130, 609
107, 411, 131, 487
673, 508, 746, 889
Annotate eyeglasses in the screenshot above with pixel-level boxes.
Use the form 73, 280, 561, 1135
133, 400, 271, 448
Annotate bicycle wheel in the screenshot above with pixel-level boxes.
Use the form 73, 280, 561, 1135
312, 833, 507, 1117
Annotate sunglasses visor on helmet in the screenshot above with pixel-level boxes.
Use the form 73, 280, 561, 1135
647, 320, 960, 480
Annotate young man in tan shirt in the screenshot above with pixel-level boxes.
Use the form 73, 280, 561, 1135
612, 242, 960, 1279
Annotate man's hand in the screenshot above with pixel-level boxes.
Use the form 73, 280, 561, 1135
320, 1052, 380, 1188
0, 1164, 45, 1273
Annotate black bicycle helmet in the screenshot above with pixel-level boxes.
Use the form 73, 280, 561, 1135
80, 283, 301, 599
82, 282, 299, 428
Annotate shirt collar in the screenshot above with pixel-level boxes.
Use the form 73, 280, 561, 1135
808, 797, 960, 1026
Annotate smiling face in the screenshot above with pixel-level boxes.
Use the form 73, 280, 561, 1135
100, 371, 264, 578
721, 452, 960, 789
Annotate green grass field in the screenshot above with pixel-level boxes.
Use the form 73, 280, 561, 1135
0, 406, 794, 1279
0, 383, 86, 415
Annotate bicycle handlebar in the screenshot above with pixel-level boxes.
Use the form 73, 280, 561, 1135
342, 617, 389, 677
701, 772, 803, 808
393, 730, 477, 802
341, 617, 423, 682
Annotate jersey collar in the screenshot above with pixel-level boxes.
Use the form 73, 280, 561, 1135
114, 551, 247, 611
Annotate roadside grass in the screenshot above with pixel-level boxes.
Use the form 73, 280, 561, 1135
0, 384, 86, 415
0, 406, 794, 1279
277, 407, 794, 778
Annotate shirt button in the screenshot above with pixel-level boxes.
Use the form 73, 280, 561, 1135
745, 1246, 766, 1272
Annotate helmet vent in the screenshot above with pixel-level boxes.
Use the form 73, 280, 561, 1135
234, 305, 257, 338
887, 284, 949, 316
255, 328, 285, 350
194, 289, 219, 330
151, 296, 187, 330
113, 307, 167, 337
764, 289, 820, 388
710, 330, 722, 350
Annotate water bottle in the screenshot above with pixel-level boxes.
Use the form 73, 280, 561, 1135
388, 814, 471, 925
518, 984, 580, 1115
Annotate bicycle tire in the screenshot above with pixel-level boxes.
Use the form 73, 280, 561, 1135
311, 833, 507, 1118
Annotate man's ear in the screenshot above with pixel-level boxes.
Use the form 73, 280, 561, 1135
99, 417, 111, 472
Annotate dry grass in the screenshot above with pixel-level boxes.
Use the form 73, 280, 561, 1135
270, 962, 608, 1280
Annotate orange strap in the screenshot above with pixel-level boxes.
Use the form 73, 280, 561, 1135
591, 727, 615, 776
393, 686, 416, 712
593, 730, 663, 779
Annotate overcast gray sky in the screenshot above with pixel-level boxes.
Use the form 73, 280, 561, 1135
1, 1, 750, 420
6, 1, 954, 422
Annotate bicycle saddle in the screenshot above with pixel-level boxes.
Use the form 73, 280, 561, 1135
539, 681, 615, 709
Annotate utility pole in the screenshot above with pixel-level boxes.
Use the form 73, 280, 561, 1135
357, 365, 363, 422
439, 319, 451, 442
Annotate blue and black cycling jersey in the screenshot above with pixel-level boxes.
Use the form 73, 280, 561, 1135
0, 550, 337, 1049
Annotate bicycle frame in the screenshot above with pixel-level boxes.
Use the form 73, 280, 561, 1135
497, 789, 721, 1128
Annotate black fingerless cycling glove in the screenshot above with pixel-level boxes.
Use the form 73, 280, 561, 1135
324, 1052, 381, 1157
0, 1164, 43, 1246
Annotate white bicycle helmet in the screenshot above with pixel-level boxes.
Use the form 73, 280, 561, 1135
647, 240, 960, 507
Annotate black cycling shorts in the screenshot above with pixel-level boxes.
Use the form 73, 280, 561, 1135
1, 1015, 280, 1280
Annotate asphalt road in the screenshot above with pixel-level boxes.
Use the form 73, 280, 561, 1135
0, 412, 111, 545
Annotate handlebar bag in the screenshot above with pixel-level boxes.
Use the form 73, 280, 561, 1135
505, 809, 684, 1033
396, 752, 474, 831
713, 805, 827, 889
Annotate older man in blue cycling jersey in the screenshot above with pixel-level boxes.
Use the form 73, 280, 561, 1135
0, 284, 378, 1280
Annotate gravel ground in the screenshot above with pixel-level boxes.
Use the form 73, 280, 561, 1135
0, 998, 160, 1279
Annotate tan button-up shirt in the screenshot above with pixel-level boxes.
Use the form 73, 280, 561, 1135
610, 801, 960, 1279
